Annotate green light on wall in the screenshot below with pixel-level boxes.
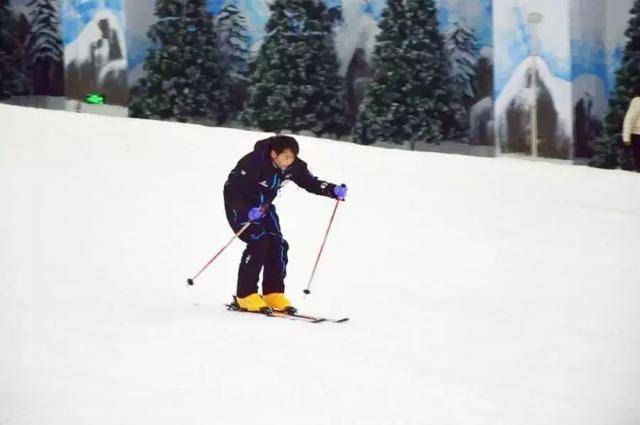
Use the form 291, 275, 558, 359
85, 93, 106, 105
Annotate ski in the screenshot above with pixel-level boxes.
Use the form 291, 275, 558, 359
278, 310, 349, 323
225, 303, 348, 324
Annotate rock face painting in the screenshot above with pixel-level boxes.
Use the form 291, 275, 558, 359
63, 0, 128, 105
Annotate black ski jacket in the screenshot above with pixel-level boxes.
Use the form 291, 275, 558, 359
223, 138, 337, 219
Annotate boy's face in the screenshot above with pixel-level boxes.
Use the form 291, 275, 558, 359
271, 148, 296, 170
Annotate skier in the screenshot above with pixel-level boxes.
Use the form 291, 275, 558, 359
223, 135, 347, 313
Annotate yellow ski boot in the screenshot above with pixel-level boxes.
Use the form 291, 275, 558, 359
235, 293, 270, 313
263, 293, 297, 314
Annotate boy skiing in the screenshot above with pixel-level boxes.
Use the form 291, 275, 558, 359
224, 135, 347, 313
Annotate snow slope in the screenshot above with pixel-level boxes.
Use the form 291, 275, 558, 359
1, 104, 640, 425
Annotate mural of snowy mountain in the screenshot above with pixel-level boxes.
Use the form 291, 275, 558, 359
495, 56, 572, 158
493, 0, 571, 97
62, 0, 129, 105
64, 8, 127, 68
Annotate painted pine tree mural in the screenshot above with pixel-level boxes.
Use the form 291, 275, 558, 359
129, 1, 188, 121
216, 2, 250, 119
0, 0, 30, 99
182, 0, 230, 123
445, 22, 478, 106
591, 0, 640, 170
355, 0, 464, 148
241, 0, 349, 137
0, 0, 15, 99
130, 0, 229, 123
27, 0, 64, 95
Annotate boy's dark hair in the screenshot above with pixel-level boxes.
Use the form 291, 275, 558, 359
268, 135, 299, 156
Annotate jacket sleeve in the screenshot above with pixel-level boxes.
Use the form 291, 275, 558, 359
290, 159, 337, 198
622, 97, 640, 144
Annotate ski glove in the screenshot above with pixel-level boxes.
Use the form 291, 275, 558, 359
333, 184, 348, 200
248, 206, 265, 221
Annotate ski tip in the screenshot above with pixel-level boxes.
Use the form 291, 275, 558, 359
336, 318, 349, 323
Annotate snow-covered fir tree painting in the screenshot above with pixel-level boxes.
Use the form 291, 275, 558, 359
1, 0, 31, 99
438, 0, 493, 145
62, 0, 128, 105
128, 0, 230, 124
354, 0, 465, 147
590, 0, 640, 169
240, 0, 349, 136
26, 0, 64, 95
446, 23, 479, 106
122, 0, 493, 146
216, 1, 250, 119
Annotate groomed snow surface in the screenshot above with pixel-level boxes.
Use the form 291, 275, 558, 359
1, 104, 640, 425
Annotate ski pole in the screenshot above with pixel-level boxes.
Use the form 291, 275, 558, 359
186, 221, 252, 286
303, 198, 341, 296
187, 205, 270, 286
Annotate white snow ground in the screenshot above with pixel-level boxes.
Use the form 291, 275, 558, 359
1, 104, 640, 425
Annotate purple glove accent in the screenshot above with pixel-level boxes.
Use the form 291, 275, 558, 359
248, 207, 264, 221
333, 184, 347, 200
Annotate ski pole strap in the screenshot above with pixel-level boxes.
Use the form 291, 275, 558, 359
304, 198, 341, 295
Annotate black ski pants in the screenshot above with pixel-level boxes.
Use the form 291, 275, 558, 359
224, 202, 289, 298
